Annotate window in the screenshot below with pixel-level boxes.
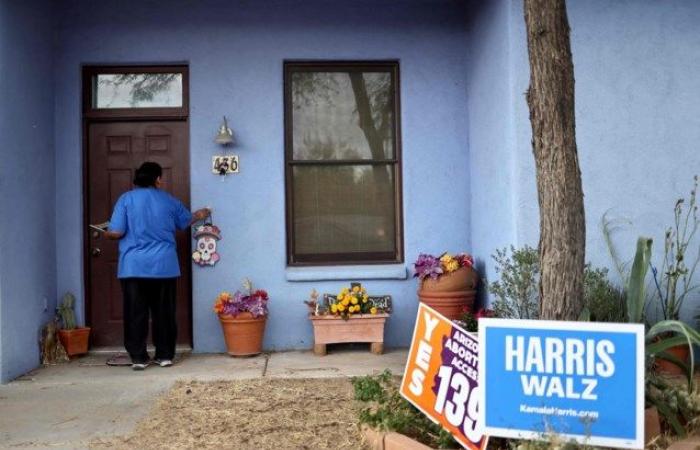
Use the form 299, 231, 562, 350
284, 61, 403, 265
94, 73, 183, 108
83, 66, 188, 119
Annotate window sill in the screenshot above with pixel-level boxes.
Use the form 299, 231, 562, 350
285, 264, 408, 282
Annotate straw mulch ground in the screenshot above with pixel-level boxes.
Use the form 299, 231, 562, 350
92, 378, 368, 450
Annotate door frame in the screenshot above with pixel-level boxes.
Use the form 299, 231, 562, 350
81, 64, 192, 347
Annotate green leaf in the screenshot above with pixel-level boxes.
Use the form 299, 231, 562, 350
647, 320, 700, 389
627, 237, 652, 323
646, 335, 693, 354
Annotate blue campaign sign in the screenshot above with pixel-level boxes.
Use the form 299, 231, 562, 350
479, 319, 644, 449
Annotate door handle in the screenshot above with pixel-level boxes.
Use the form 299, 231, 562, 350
92, 248, 101, 257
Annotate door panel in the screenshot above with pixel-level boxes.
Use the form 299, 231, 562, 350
87, 121, 191, 347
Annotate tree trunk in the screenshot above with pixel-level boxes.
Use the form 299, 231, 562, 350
524, 0, 586, 320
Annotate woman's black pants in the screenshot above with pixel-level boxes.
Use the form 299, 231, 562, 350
121, 278, 177, 364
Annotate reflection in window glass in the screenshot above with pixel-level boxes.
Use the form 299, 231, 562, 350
291, 72, 394, 160
94, 73, 183, 108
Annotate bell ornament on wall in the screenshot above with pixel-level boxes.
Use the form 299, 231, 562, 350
215, 116, 235, 146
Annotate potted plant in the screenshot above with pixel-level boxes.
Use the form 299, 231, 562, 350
413, 252, 478, 320
608, 235, 700, 439
56, 292, 91, 357
213, 278, 268, 356
306, 283, 391, 355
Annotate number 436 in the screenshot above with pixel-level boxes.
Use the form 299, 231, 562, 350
434, 366, 482, 443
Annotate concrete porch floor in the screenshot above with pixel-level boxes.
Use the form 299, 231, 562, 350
0, 348, 408, 449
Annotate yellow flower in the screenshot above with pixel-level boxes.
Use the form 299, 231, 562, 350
363, 294, 369, 300
370, 307, 378, 315
445, 260, 459, 273
337, 293, 344, 300
352, 286, 360, 293
351, 297, 358, 305
341, 287, 349, 294
440, 254, 454, 263
337, 304, 345, 312
362, 298, 368, 304
342, 298, 350, 306
331, 304, 338, 313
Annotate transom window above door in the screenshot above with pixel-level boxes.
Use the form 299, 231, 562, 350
284, 61, 403, 266
83, 66, 189, 119
94, 73, 183, 108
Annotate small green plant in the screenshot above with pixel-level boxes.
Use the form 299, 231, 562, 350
56, 292, 77, 330
460, 310, 479, 332
652, 175, 700, 321
489, 246, 540, 320
583, 265, 627, 323
351, 370, 458, 449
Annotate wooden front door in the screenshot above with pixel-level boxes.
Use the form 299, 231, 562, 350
87, 121, 192, 347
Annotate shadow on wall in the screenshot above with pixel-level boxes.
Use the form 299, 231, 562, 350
472, 257, 488, 311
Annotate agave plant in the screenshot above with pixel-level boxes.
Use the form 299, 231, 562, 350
645, 320, 700, 436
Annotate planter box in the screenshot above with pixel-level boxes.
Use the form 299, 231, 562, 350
309, 313, 389, 355
363, 427, 458, 450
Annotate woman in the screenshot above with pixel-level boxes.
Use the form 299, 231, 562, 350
105, 162, 210, 370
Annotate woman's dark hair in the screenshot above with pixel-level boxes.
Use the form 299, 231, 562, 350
133, 162, 162, 187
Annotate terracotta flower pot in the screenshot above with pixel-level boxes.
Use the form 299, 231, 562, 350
57, 327, 91, 357
655, 343, 690, 376
218, 313, 267, 356
418, 266, 478, 320
420, 266, 478, 292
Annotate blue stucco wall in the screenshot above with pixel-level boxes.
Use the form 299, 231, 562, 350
468, 0, 700, 321
1, 0, 695, 380
465, 0, 517, 295
54, 0, 471, 352
0, 0, 56, 382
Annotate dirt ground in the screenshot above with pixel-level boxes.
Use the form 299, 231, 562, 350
91, 377, 368, 450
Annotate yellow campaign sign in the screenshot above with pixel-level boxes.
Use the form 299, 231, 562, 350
400, 303, 487, 450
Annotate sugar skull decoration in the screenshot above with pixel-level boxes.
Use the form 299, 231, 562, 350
192, 222, 221, 267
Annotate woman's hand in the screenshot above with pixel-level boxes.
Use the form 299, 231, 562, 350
104, 230, 124, 240
192, 207, 211, 222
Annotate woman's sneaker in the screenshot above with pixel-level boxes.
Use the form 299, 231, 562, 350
131, 362, 149, 371
154, 359, 173, 367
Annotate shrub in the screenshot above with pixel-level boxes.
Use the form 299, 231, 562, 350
488, 246, 622, 322
489, 246, 540, 320
351, 370, 458, 449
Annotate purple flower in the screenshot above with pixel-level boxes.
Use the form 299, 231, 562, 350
220, 290, 269, 318
413, 253, 443, 280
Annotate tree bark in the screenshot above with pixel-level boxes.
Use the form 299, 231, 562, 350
524, 0, 586, 320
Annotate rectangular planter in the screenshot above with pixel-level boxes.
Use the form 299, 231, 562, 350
57, 327, 91, 357
309, 313, 389, 355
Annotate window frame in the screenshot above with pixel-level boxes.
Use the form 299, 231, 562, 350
82, 65, 189, 120
283, 60, 404, 266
